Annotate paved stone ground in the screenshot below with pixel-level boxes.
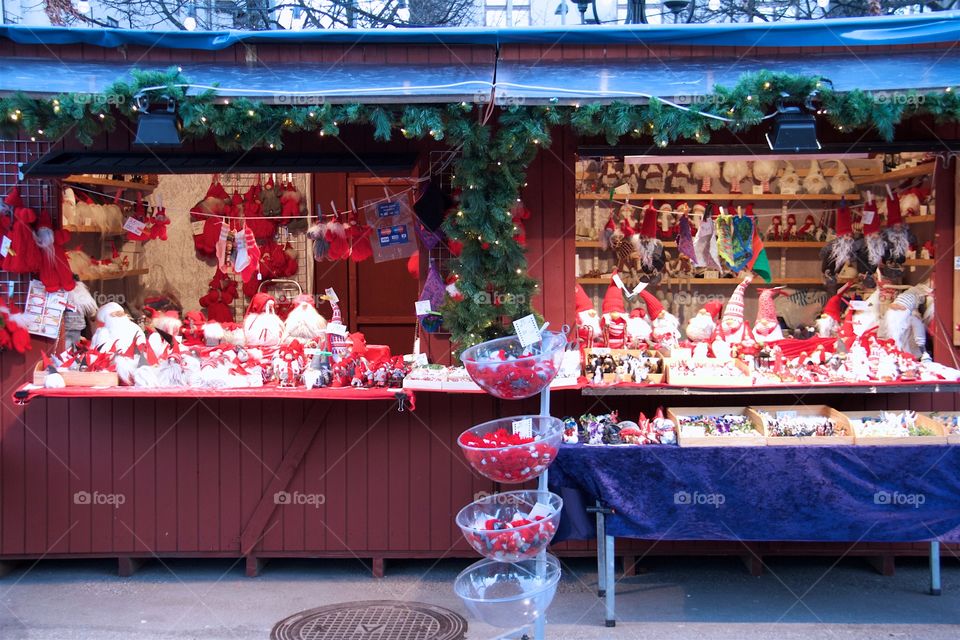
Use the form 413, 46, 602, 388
1, 555, 958, 639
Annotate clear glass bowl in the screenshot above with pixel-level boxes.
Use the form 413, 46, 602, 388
458, 415, 562, 484
460, 331, 567, 399
456, 490, 563, 562
454, 554, 561, 629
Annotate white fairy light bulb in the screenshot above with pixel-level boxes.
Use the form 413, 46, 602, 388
76, 0, 91, 13
817, 0, 829, 7
184, 16, 197, 31
708, 0, 721, 9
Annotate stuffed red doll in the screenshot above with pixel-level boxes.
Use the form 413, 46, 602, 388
2, 203, 41, 274
35, 210, 76, 292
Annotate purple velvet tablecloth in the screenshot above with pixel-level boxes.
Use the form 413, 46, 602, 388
549, 443, 960, 543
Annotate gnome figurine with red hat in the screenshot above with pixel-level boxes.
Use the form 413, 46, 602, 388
858, 192, 885, 287
626, 307, 652, 348
816, 283, 851, 338
574, 284, 601, 349
882, 189, 915, 273
632, 201, 666, 282
882, 284, 931, 358
639, 288, 680, 349
712, 275, 754, 354
243, 293, 283, 347
820, 198, 858, 289
601, 274, 627, 349
282, 294, 328, 345
686, 299, 722, 343
753, 287, 787, 343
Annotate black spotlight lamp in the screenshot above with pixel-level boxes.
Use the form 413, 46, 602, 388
134, 95, 182, 147
766, 93, 820, 152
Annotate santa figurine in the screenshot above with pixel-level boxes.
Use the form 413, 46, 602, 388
273, 339, 305, 387
882, 285, 930, 359
626, 307, 652, 348
639, 289, 680, 349
243, 293, 284, 347
574, 284, 601, 350
181, 311, 206, 347
797, 214, 817, 241
600, 276, 627, 349
685, 299, 722, 343
146, 308, 183, 357
282, 294, 327, 345
783, 213, 797, 241
712, 275, 754, 353
766, 215, 783, 241
816, 288, 848, 338
753, 288, 787, 343
91, 302, 147, 384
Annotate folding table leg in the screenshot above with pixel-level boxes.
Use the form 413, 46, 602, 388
604, 533, 616, 627
930, 541, 941, 596
596, 503, 606, 598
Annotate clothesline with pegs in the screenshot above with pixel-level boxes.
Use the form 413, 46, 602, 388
611, 198, 885, 220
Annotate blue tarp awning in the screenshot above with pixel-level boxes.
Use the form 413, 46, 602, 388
1, 14, 959, 103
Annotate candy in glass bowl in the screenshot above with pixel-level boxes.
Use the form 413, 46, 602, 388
458, 415, 562, 484
459, 330, 568, 399
456, 490, 563, 562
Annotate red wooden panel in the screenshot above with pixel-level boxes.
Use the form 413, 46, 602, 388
427, 47, 452, 65
113, 399, 135, 552
364, 45, 388, 65
153, 398, 179, 553
408, 404, 432, 551
933, 156, 956, 365
388, 407, 410, 551
282, 400, 306, 552
240, 400, 264, 550
68, 395, 92, 554
425, 393, 451, 551
367, 403, 391, 551
46, 399, 72, 554
175, 399, 199, 552
22, 399, 46, 555
625, 45, 650, 60
406, 46, 430, 64
197, 401, 221, 551
262, 399, 285, 551
322, 401, 349, 552
90, 399, 113, 552
345, 402, 370, 550
133, 399, 157, 552
499, 45, 520, 61
218, 400, 242, 552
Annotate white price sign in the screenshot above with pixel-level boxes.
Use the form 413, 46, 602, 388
512, 314, 541, 348
512, 418, 533, 439
123, 217, 146, 236
415, 299, 432, 316
326, 322, 348, 336
325, 287, 339, 303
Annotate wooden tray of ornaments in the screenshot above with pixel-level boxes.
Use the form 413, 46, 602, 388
746, 405, 854, 446
33, 361, 118, 387
584, 348, 665, 384
665, 357, 750, 387
845, 410, 948, 446
925, 412, 960, 445
667, 406, 766, 448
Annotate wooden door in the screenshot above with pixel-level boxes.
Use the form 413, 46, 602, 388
348, 178, 420, 355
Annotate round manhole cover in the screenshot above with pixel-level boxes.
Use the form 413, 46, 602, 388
271, 600, 467, 640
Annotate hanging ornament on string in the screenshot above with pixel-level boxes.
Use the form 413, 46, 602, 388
245, 177, 276, 240
715, 206, 736, 270
675, 202, 696, 263
348, 199, 373, 263
417, 257, 445, 333
692, 203, 721, 270
261, 174, 282, 218
511, 200, 531, 248
882, 186, 915, 274
729, 206, 754, 273
858, 191, 886, 286
820, 197, 858, 291
307, 205, 330, 262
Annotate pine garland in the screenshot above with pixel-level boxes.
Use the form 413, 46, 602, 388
2, 67, 959, 353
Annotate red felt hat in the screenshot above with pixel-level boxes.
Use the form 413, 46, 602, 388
574, 284, 593, 314
602, 274, 625, 315
834, 199, 853, 237
639, 201, 658, 239
246, 292, 275, 315
4, 186, 23, 209
862, 199, 881, 235
885, 194, 903, 226
822, 294, 845, 322
703, 299, 723, 320
638, 289, 663, 320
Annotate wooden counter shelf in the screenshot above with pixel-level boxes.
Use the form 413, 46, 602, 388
80, 268, 149, 282
63, 175, 156, 192
576, 240, 826, 249
577, 276, 828, 286
583, 381, 960, 396
853, 162, 935, 186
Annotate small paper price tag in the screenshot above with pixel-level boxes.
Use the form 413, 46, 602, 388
414, 299, 432, 316
527, 502, 554, 519
953, 257, 960, 271
777, 410, 798, 419
191, 220, 206, 236
848, 300, 868, 311
414, 352, 429, 367
0, 235, 11, 257
513, 314, 541, 348
861, 207, 875, 225
592, 347, 610, 356
628, 281, 648, 299
326, 322, 348, 336
325, 287, 339, 303
752, 185, 764, 195
612, 273, 626, 291
512, 418, 533, 439
122, 217, 146, 235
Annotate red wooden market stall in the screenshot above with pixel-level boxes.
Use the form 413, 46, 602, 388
1, 16, 960, 583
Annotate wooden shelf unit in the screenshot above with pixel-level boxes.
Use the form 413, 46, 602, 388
80, 268, 149, 282
906, 258, 935, 267
63, 225, 125, 235
853, 162, 935, 186
64, 176, 156, 192
576, 192, 859, 202
905, 215, 935, 225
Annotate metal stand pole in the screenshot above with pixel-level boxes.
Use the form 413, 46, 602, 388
533, 386, 551, 640
596, 503, 606, 597
930, 540, 942, 596
604, 532, 615, 626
